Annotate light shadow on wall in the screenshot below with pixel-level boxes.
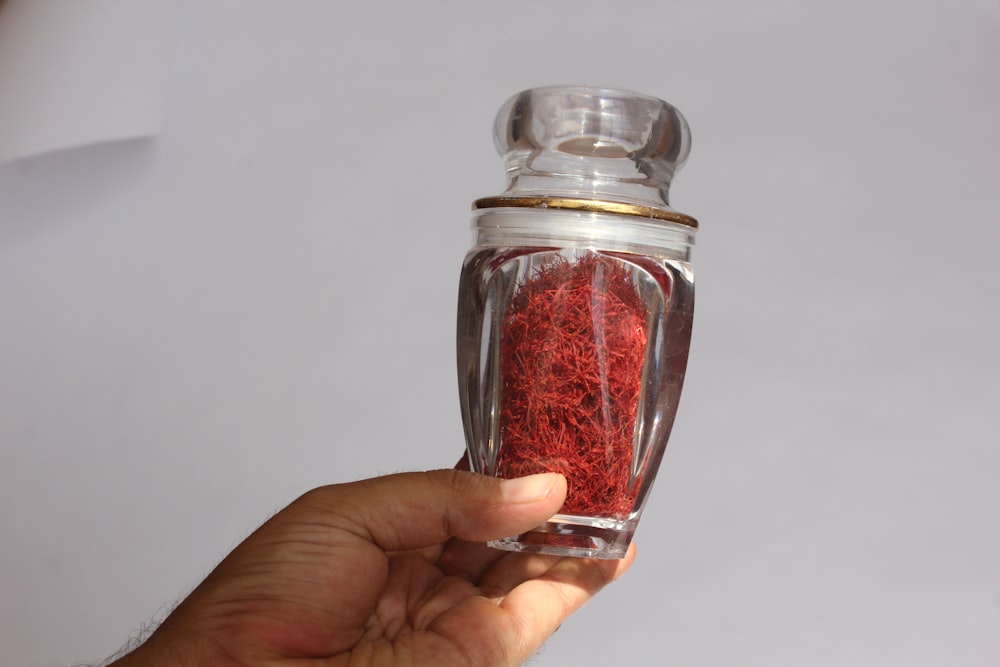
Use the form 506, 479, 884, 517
0, 139, 157, 245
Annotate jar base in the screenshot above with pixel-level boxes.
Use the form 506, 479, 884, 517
488, 513, 636, 560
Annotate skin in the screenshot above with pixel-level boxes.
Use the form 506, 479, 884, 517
111, 469, 635, 667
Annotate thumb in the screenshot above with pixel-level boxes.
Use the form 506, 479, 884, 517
291, 469, 567, 551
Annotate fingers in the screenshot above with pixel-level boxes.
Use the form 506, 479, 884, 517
430, 544, 637, 666
506, 542, 635, 609
292, 469, 567, 552
495, 543, 637, 655
476, 551, 563, 599
435, 537, 509, 582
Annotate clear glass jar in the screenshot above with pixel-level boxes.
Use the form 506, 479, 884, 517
457, 86, 697, 559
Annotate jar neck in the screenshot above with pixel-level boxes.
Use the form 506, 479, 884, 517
502, 170, 675, 209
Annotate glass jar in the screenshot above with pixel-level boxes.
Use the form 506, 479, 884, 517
456, 85, 697, 559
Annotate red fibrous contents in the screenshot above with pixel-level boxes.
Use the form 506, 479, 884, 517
498, 253, 648, 518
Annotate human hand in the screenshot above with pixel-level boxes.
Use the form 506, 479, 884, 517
112, 469, 635, 667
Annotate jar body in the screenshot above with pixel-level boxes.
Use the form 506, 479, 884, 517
457, 206, 695, 558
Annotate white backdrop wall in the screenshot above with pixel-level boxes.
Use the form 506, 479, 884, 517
1, 1, 999, 665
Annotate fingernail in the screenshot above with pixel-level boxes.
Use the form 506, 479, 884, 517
501, 473, 558, 504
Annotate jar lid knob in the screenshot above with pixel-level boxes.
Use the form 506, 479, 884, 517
493, 86, 691, 209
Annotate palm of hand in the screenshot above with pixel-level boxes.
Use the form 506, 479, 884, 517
121, 472, 633, 667
350, 539, 616, 666
174, 520, 623, 666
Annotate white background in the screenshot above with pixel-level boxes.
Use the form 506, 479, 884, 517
2, 1, 999, 665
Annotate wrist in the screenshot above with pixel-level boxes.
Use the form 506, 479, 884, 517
106, 625, 223, 667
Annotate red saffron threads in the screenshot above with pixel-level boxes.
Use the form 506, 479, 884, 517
497, 253, 649, 518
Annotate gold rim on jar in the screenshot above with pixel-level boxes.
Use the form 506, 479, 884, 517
472, 196, 698, 229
